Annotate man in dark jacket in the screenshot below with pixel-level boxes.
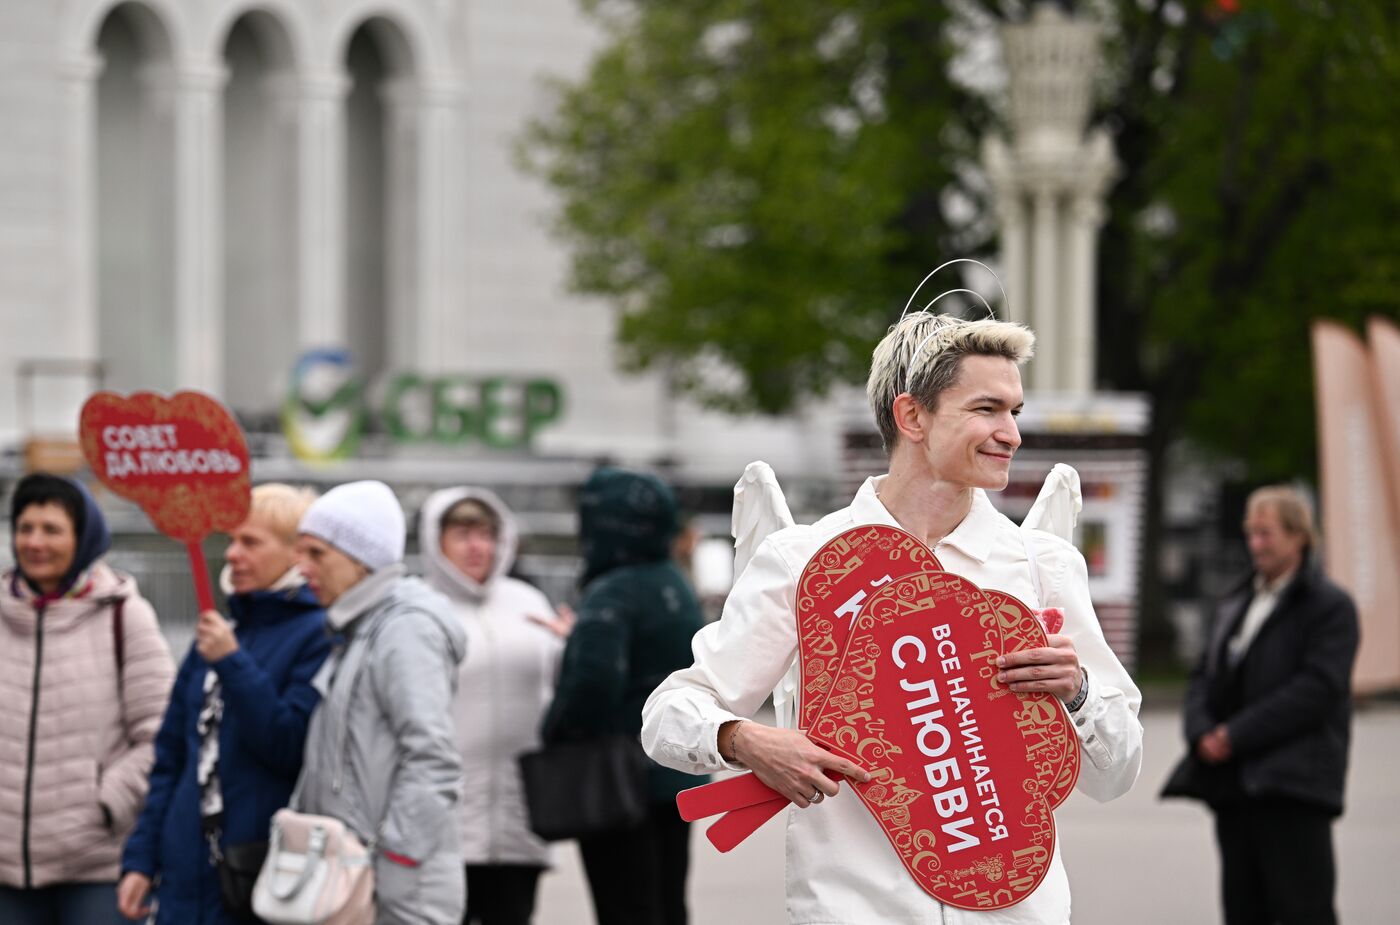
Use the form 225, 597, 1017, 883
542, 467, 706, 925
1163, 485, 1359, 925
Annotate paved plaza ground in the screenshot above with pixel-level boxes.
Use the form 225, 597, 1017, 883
536, 703, 1400, 924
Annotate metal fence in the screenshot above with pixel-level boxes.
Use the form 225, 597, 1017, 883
105, 548, 209, 656
102, 545, 584, 656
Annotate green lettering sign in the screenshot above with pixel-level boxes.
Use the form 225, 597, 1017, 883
284, 352, 566, 460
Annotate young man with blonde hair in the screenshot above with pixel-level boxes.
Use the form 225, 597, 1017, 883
1165, 484, 1358, 925
643, 311, 1143, 924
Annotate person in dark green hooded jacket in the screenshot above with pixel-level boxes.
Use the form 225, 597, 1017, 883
541, 467, 706, 925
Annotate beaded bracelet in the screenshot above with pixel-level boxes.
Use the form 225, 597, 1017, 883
723, 720, 746, 765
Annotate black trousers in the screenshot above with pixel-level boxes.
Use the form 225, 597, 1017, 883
577, 801, 691, 925
463, 864, 544, 925
1213, 800, 1337, 925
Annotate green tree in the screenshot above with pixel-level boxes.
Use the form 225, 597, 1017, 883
525, 0, 1400, 658
521, 0, 989, 414
1103, 0, 1400, 479
1095, 0, 1400, 659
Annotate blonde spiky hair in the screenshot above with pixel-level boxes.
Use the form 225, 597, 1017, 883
866, 313, 1035, 453
249, 483, 319, 544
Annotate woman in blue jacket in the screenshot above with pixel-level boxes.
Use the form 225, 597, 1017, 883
118, 484, 331, 924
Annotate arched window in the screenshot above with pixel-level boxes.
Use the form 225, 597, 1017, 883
221, 10, 299, 422
95, 2, 175, 392
343, 16, 419, 385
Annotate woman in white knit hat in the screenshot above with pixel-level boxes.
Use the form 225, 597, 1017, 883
294, 480, 468, 925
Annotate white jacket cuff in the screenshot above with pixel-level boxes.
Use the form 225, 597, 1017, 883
1067, 672, 1143, 802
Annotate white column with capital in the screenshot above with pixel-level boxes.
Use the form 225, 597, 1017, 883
173, 64, 228, 394
380, 79, 419, 372
299, 72, 350, 350
996, 193, 1029, 326
1065, 193, 1104, 394
1030, 184, 1060, 391
414, 82, 460, 375
61, 54, 103, 365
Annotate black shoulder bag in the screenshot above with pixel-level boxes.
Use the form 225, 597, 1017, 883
517, 735, 651, 841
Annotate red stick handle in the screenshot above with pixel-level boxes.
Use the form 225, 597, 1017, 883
676, 772, 784, 821
706, 798, 789, 852
186, 541, 216, 613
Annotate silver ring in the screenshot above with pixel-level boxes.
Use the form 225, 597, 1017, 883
809, 788, 824, 804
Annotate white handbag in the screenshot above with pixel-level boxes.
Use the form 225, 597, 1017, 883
251, 808, 375, 925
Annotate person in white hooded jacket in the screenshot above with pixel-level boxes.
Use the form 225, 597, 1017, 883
419, 488, 569, 925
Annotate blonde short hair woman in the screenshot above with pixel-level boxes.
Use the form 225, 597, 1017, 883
119, 483, 330, 925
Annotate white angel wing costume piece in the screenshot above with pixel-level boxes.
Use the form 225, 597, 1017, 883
730, 461, 800, 727
1018, 463, 1083, 608
731, 461, 797, 576
1022, 463, 1082, 542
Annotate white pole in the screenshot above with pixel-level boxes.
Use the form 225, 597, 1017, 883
1031, 184, 1059, 391
298, 71, 350, 350
173, 63, 228, 394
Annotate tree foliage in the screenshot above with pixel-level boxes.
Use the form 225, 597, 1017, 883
522, 0, 989, 414
525, 0, 1400, 482
1101, 0, 1400, 482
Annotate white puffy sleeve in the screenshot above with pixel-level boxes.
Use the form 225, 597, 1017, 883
1040, 536, 1144, 802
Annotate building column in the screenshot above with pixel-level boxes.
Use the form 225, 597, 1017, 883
381, 79, 419, 372
60, 54, 104, 366
173, 63, 228, 394
298, 71, 350, 350
413, 83, 459, 375
1030, 184, 1059, 391
995, 192, 1028, 325
1065, 193, 1105, 395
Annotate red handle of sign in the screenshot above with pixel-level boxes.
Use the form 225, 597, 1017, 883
676, 772, 784, 822
705, 797, 789, 852
186, 541, 216, 613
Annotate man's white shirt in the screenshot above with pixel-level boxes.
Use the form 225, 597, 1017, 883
642, 477, 1143, 925
1227, 569, 1297, 665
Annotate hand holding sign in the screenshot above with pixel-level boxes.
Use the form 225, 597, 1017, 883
196, 609, 240, 662
79, 391, 251, 612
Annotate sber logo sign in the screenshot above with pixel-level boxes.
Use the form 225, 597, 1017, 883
281, 349, 565, 463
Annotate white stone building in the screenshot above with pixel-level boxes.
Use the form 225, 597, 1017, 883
0, 0, 841, 492
3, 1, 1154, 664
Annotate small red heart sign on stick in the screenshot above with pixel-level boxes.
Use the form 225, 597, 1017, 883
78, 391, 252, 613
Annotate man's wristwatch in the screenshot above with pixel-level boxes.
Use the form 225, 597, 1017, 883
1065, 668, 1089, 713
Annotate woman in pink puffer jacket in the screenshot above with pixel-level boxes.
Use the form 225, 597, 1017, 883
0, 473, 173, 924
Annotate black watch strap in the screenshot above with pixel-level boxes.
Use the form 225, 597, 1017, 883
1066, 668, 1090, 713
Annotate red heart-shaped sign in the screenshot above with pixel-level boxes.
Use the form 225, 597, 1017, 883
794, 528, 1076, 813
678, 524, 1080, 906
79, 391, 251, 542
807, 571, 1059, 910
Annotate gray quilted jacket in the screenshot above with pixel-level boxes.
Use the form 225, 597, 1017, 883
298, 566, 467, 925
